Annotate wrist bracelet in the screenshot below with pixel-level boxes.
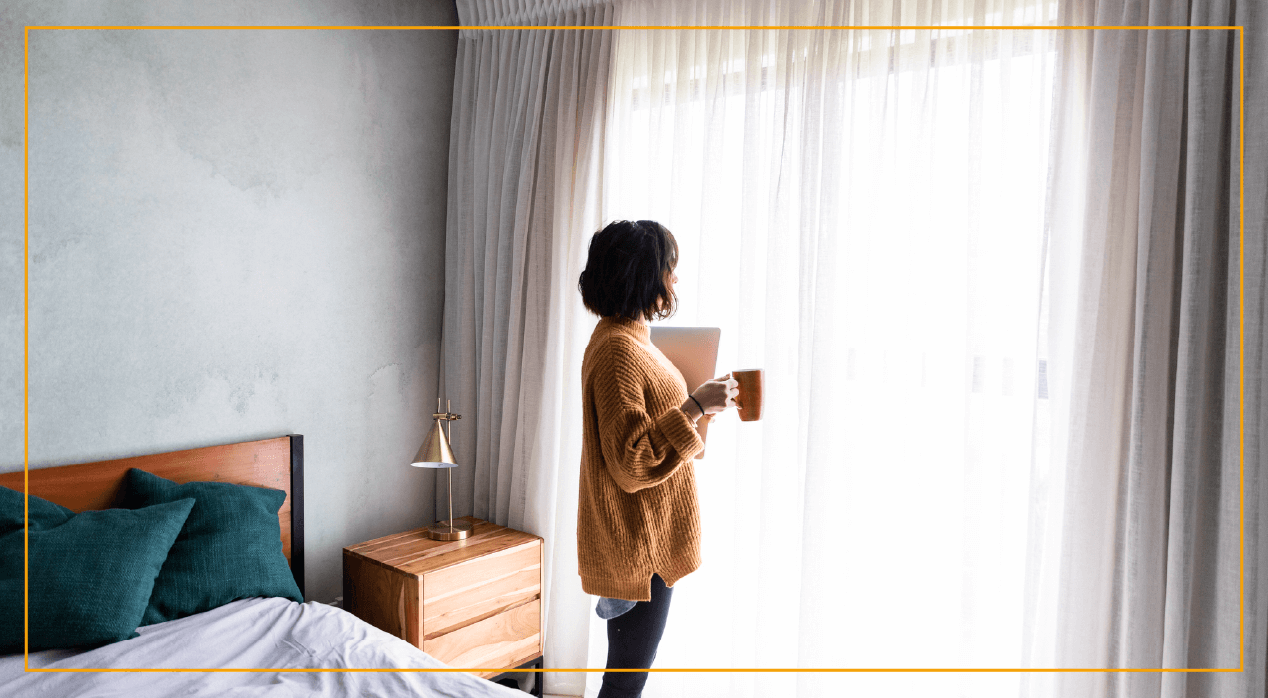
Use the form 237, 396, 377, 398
688, 395, 705, 419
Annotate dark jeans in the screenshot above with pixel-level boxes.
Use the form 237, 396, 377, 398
598, 573, 673, 698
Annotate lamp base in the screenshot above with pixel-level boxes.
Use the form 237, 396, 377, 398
425, 519, 473, 541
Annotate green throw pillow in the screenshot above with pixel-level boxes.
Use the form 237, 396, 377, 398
122, 468, 303, 626
0, 493, 195, 652
0, 485, 73, 534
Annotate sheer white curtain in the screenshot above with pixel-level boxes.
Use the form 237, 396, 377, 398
593, 1, 1058, 696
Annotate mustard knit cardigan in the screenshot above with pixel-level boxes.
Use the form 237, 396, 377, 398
577, 316, 705, 601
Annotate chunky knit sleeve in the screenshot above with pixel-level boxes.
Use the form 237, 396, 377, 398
591, 339, 705, 493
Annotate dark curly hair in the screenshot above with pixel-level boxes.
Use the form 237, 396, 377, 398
578, 220, 679, 322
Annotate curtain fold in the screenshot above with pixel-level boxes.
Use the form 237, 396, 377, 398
1032, 1, 1266, 696
441, 2, 614, 694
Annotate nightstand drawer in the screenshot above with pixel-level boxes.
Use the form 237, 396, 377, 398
423, 598, 541, 673
422, 541, 540, 638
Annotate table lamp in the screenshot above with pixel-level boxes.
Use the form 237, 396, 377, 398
410, 399, 472, 541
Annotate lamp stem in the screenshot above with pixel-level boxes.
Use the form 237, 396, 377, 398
446, 404, 454, 533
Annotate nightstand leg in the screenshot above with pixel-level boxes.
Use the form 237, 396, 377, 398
528, 656, 544, 697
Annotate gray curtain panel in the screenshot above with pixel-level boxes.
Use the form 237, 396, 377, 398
1043, 1, 1266, 696
440, 1, 613, 528
438, 5, 614, 691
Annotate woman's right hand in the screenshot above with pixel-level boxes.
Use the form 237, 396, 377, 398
691, 374, 740, 416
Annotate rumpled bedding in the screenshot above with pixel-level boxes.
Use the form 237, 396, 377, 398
0, 597, 526, 697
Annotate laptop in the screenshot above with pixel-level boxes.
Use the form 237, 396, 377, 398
649, 326, 722, 459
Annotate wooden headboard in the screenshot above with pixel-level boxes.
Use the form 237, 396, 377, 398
0, 435, 306, 597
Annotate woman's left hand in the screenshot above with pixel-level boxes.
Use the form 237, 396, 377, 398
692, 374, 739, 415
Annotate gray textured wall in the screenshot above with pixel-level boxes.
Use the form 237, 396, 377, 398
0, 2, 458, 603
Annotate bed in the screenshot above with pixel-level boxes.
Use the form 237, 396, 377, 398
0, 435, 527, 697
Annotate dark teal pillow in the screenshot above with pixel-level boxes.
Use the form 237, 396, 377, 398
0, 492, 195, 652
122, 468, 302, 625
0, 485, 73, 534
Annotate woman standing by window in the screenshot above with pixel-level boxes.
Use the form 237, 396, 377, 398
576, 220, 738, 698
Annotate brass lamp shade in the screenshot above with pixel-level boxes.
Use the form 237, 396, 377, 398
412, 399, 473, 541
411, 418, 457, 468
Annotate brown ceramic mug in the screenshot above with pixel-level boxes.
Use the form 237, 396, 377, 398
731, 369, 764, 422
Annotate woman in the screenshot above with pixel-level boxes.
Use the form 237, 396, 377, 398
576, 219, 738, 698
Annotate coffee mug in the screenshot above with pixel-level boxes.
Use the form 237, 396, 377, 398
731, 369, 764, 422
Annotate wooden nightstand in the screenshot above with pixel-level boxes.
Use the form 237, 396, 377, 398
343, 517, 544, 693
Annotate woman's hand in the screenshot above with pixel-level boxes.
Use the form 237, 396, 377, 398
682, 374, 739, 421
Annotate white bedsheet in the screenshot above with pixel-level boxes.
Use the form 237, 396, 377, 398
0, 597, 527, 697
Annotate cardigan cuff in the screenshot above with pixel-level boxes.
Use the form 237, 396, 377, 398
655, 407, 705, 462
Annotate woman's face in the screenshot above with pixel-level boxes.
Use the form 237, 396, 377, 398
655, 268, 678, 314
